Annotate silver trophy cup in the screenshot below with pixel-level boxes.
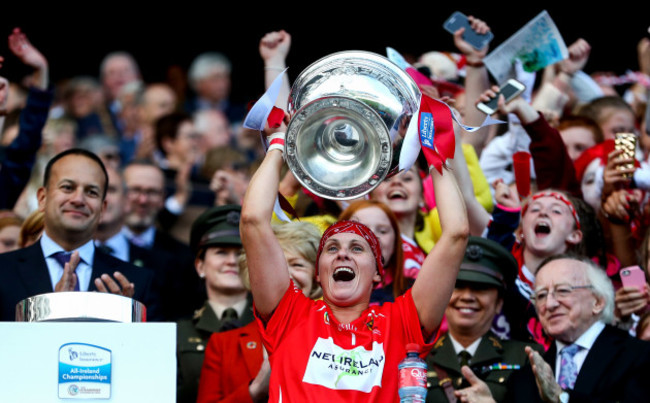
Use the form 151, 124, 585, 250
285, 51, 420, 200
16, 292, 147, 322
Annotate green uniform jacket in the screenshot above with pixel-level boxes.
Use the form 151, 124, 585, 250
176, 296, 255, 403
425, 331, 543, 403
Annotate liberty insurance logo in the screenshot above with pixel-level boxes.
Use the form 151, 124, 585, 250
68, 348, 78, 361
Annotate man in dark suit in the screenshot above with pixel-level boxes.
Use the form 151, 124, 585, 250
95, 165, 185, 320
121, 160, 200, 316
456, 254, 650, 403
0, 148, 160, 321
426, 237, 542, 403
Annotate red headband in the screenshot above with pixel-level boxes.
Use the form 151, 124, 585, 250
522, 191, 581, 230
316, 220, 384, 278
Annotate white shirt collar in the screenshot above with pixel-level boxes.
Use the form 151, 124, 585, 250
207, 298, 248, 320
556, 320, 605, 352
553, 321, 605, 383
40, 232, 95, 292
448, 333, 482, 357
40, 231, 95, 265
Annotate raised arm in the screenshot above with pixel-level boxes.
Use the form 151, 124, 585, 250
477, 86, 539, 125
8, 28, 48, 90
448, 120, 492, 236
455, 16, 493, 156
531, 39, 592, 116
411, 165, 469, 334
0, 28, 53, 210
240, 127, 291, 319
259, 30, 291, 109
554, 38, 591, 94
477, 86, 581, 196
600, 189, 640, 268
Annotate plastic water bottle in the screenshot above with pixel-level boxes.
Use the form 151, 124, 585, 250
398, 343, 427, 402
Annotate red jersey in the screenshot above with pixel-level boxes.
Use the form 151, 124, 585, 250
255, 282, 435, 402
402, 235, 426, 280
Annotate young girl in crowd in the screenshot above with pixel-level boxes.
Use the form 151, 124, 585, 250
369, 166, 429, 277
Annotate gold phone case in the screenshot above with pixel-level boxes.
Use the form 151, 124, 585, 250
615, 132, 636, 178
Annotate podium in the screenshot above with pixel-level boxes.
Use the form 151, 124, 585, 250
0, 293, 176, 402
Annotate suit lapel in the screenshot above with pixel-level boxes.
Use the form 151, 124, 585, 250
544, 342, 557, 370
16, 243, 56, 295
195, 304, 222, 333
431, 334, 463, 373
128, 242, 148, 268
471, 333, 504, 367
431, 333, 504, 371
89, 251, 118, 291
573, 326, 622, 394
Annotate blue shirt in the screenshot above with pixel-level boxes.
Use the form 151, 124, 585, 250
121, 226, 156, 249
95, 233, 130, 262
40, 232, 94, 291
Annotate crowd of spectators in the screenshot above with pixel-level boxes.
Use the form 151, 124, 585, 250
2, 13, 650, 402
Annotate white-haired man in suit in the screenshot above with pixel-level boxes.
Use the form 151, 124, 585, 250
455, 254, 650, 403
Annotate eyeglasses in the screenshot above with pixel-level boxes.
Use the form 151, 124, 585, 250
531, 284, 594, 306
126, 187, 164, 199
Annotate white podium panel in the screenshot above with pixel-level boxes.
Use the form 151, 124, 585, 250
0, 322, 176, 402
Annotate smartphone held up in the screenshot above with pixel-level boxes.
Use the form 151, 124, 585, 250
476, 79, 526, 115
620, 266, 647, 293
443, 11, 494, 50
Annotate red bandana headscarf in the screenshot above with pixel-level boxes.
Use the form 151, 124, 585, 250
316, 220, 384, 278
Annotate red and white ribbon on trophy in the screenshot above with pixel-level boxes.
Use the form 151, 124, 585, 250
386, 47, 503, 174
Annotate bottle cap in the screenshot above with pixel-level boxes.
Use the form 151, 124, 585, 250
405, 343, 421, 353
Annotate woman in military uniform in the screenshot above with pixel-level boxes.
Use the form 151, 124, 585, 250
176, 205, 254, 403
426, 237, 543, 402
